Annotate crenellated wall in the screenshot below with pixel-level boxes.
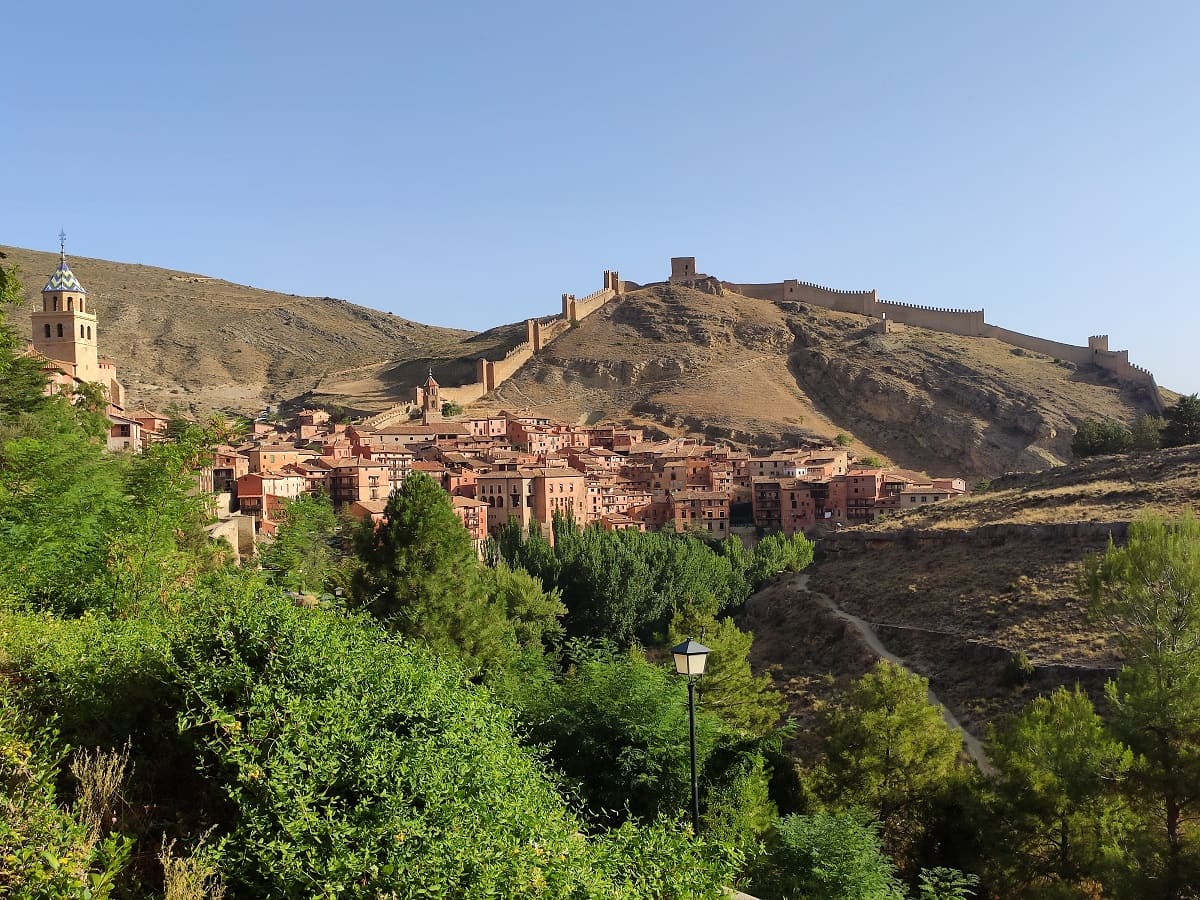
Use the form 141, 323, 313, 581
367, 270, 624, 426
715, 257, 1161, 411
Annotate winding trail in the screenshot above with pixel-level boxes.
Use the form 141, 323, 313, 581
793, 574, 996, 776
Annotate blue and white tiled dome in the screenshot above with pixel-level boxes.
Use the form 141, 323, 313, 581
43, 256, 87, 294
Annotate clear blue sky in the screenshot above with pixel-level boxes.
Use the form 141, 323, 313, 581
4, 2, 1198, 394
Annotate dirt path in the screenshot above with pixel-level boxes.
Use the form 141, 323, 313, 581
792, 574, 996, 776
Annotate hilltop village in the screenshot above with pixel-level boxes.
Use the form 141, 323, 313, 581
21, 243, 967, 552
194, 378, 968, 556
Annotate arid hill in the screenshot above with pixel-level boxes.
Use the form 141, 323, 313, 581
0, 245, 520, 415
473, 282, 1165, 478
1, 246, 1169, 477
742, 444, 1200, 753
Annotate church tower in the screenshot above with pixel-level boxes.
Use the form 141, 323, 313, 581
31, 234, 100, 383
421, 370, 443, 425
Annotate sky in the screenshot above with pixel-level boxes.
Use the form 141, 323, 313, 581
4, 1, 1198, 394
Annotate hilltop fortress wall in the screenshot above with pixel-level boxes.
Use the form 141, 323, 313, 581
369, 256, 1162, 428
369, 270, 625, 427
715, 261, 1161, 411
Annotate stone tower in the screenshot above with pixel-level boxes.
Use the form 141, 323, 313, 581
31, 236, 100, 384
421, 370, 443, 424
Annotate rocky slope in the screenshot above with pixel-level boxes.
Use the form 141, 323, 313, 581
477, 283, 1161, 477
743, 445, 1200, 750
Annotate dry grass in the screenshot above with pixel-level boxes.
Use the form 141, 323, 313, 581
70, 742, 130, 841
159, 835, 225, 900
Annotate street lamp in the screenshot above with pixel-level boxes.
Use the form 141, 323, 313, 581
671, 637, 711, 833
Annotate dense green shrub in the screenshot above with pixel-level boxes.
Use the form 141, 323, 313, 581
1, 578, 738, 898
495, 517, 812, 646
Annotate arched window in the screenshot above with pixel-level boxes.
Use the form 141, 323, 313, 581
79, 299, 85, 312
86, 326, 92, 340
53, 297, 59, 311
43, 324, 51, 338
56, 323, 63, 337
67, 298, 73, 311
81, 324, 85, 338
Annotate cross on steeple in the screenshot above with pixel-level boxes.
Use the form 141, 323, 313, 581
59, 229, 67, 261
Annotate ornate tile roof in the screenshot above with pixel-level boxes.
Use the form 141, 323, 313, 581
43, 257, 87, 294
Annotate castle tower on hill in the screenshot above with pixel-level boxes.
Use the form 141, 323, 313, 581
421, 370, 442, 425
29, 235, 125, 409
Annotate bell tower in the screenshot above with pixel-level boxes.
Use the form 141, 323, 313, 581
31, 233, 100, 383
421, 369, 443, 425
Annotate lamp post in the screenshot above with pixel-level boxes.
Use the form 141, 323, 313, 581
671, 637, 711, 834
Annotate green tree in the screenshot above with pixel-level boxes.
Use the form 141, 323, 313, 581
669, 610, 785, 736
507, 646, 719, 824
0, 264, 53, 422
1161, 394, 1200, 448
1071, 419, 1134, 457
258, 492, 341, 595
836, 432, 853, 447
1131, 413, 1165, 451
749, 531, 815, 589
350, 473, 562, 673
1084, 513, 1200, 898
815, 661, 966, 859
988, 686, 1134, 893
752, 810, 905, 900
441, 400, 463, 417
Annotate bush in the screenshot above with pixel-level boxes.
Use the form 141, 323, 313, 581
1002, 650, 1035, 687
752, 810, 904, 900
1071, 419, 1133, 458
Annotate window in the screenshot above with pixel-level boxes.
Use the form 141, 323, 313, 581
67, 298, 73, 311
86, 326, 91, 339
81, 324, 85, 338
56, 323, 63, 337
43, 324, 51, 338
53, 297, 59, 311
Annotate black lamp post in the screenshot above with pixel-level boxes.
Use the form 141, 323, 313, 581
671, 637, 711, 834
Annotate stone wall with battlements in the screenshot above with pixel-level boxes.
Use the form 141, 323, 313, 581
713, 257, 1161, 412
367, 270, 624, 428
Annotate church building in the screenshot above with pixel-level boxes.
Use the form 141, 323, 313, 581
27, 237, 130, 441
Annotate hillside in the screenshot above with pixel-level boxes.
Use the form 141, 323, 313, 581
741, 444, 1200, 751
473, 282, 1165, 478
0, 245, 518, 415
2, 245, 1169, 477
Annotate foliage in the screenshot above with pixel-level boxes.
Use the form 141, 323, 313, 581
1131, 413, 1165, 451
1084, 512, 1200, 898
349, 472, 563, 673
497, 517, 813, 647
987, 686, 1134, 893
0, 693, 132, 899
1070, 419, 1133, 458
1002, 650, 1036, 687
813, 661, 967, 860
502, 645, 724, 826
0, 268, 55, 422
669, 609, 785, 735
751, 809, 905, 900
1161, 394, 1200, 448
257, 493, 343, 595
1, 579, 737, 898
859, 455, 886, 468
836, 432, 853, 446
748, 531, 815, 589
441, 401, 463, 417
916, 866, 979, 899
